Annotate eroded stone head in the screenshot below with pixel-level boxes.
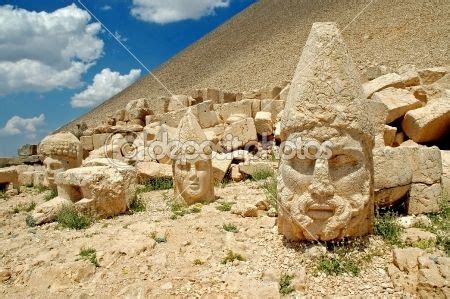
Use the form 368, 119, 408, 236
39, 132, 82, 189
278, 22, 374, 241
172, 110, 214, 205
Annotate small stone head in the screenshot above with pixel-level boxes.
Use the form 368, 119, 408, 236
39, 132, 82, 189
172, 110, 214, 205
277, 22, 374, 241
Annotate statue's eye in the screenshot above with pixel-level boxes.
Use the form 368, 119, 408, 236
289, 156, 315, 175
329, 154, 358, 167
178, 163, 190, 171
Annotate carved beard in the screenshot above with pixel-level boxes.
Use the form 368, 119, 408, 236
294, 194, 352, 241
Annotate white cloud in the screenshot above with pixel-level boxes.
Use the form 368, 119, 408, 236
131, 0, 230, 24
0, 114, 45, 138
0, 4, 104, 95
71, 68, 141, 108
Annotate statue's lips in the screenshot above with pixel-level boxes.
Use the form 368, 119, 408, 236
306, 204, 334, 220
187, 182, 200, 191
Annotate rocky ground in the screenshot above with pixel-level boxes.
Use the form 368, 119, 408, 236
1, 181, 447, 298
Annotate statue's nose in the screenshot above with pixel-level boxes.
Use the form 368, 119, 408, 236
308, 158, 335, 200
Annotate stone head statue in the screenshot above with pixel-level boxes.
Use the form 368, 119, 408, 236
172, 110, 214, 205
278, 22, 374, 241
39, 132, 82, 190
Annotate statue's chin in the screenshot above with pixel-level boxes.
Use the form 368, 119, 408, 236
293, 194, 354, 241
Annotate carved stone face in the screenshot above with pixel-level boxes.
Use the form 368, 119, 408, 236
43, 155, 80, 190
278, 131, 373, 241
43, 156, 65, 187
173, 158, 213, 205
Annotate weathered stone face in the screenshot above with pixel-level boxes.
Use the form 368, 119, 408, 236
278, 131, 373, 241
173, 158, 213, 204
277, 22, 374, 241
39, 133, 82, 190
172, 110, 215, 205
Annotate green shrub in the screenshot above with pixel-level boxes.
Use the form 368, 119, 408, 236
216, 201, 233, 212
251, 169, 274, 181
0, 191, 9, 200
56, 207, 91, 230
138, 178, 173, 193
129, 196, 146, 213
223, 223, 238, 233
374, 211, 403, 246
13, 201, 36, 214
418, 199, 449, 255
44, 190, 58, 201
221, 250, 245, 264
261, 176, 277, 209
315, 255, 360, 276
193, 259, 204, 265
79, 248, 99, 267
26, 214, 36, 227
279, 273, 295, 295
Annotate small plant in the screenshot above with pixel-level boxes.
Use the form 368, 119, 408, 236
26, 214, 36, 227
251, 169, 274, 181
151, 231, 167, 243
189, 204, 202, 213
129, 196, 146, 213
223, 223, 238, 233
13, 201, 36, 213
79, 248, 99, 267
35, 185, 48, 193
315, 255, 360, 276
221, 250, 245, 264
216, 201, 233, 212
44, 190, 58, 201
0, 191, 8, 200
279, 273, 295, 295
138, 178, 173, 193
56, 207, 91, 230
374, 211, 403, 246
193, 259, 204, 265
412, 239, 436, 250
261, 175, 277, 209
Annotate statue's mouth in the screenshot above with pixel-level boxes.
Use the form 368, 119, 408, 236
307, 204, 334, 220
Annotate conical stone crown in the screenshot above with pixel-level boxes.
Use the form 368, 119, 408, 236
280, 22, 373, 142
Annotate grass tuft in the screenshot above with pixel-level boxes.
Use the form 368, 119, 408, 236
216, 201, 234, 212
261, 175, 277, 209
251, 168, 274, 181
129, 196, 146, 213
44, 190, 58, 202
221, 250, 245, 264
374, 211, 403, 246
315, 255, 360, 276
26, 214, 36, 227
79, 248, 100, 267
13, 201, 36, 214
193, 259, 204, 265
223, 223, 238, 233
138, 178, 173, 193
279, 273, 295, 295
56, 207, 91, 230
0, 191, 8, 200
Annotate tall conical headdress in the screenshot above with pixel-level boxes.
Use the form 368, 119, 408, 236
280, 22, 373, 143
175, 109, 211, 157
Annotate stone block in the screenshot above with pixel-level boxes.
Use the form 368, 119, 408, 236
260, 99, 285, 122
372, 88, 422, 123
402, 97, 450, 143
92, 133, 109, 150
254, 111, 273, 135
407, 183, 442, 215
80, 136, 93, 151
18, 144, 37, 156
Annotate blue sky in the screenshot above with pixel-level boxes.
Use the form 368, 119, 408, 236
0, 0, 256, 156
